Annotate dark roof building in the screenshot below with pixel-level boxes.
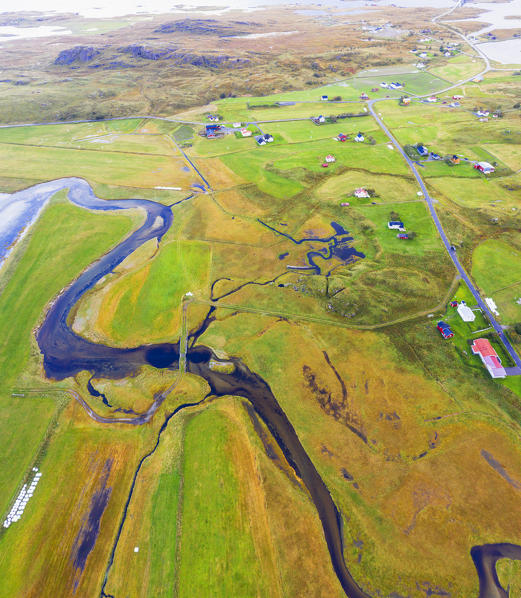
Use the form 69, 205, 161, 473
437, 321, 454, 339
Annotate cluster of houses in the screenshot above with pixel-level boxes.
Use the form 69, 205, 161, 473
439, 301, 507, 378
256, 133, 274, 146
388, 220, 409, 240
450, 299, 476, 322
380, 82, 404, 89
335, 132, 364, 143
205, 123, 222, 138
3, 468, 42, 528
474, 109, 501, 122
410, 142, 495, 174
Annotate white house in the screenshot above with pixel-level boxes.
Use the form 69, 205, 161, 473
354, 187, 370, 198
474, 161, 495, 174
325, 154, 336, 163
457, 302, 476, 322
241, 128, 252, 137
388, 220, 405, 230
355, 132, 365, 142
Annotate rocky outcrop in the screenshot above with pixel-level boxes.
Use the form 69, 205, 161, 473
154, 18, 254, 37
54, 43, 250, 70
172, 52, 250, 68
120, 45, 171, 60
54, 46, 101, 65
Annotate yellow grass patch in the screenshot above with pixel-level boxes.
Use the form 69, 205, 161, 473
199, 156, 246, 189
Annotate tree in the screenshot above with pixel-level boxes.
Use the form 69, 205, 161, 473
514, 323, 521, 335
408, 231, 417, 240
390, 210, 400, 221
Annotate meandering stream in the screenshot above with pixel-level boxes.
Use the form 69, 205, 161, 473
7, 177, 516, 597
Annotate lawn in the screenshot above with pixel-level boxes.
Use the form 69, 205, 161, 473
75, 239, 211, 346
491, 284, 521, 326
176, 405, 276, 598
267, 117, 374, 144
427, 176, 517, 209
471, 239, 521, 295
0, 142, 196, 188
315, 171, 419, 205
428, 55, 483, 82
215, 99, 367, 122
354, 201, 445, 257
351, 71, 450, 95
0, 119, 143, 146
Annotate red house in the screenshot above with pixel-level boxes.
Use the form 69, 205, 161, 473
437, 321, 454, 339
474, 161, 495, 174
471, 338, 507, 378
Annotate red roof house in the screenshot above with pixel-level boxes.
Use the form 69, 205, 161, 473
471, 338, 507, 378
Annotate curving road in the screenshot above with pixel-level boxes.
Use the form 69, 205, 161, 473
368, 100, 521, 368
366, 0, 521, 370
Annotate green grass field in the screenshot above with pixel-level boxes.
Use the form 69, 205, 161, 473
471, 240, 521, 325
354, 201, 444, 257
472, 239, 521, 295
0, 57, 521, 598
0, 142, 194, 188
0, 190, 136, 538
428, 55, 483, 83
76, 239, 211, 345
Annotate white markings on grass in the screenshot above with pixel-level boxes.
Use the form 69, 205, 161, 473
3, 468, 42, 528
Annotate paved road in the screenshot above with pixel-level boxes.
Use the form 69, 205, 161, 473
368, 100, 521, 369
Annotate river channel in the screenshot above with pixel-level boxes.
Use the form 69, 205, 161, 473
14, 177, 518, 597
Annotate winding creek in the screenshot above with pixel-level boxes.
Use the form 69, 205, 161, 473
6, 177, 517, 597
